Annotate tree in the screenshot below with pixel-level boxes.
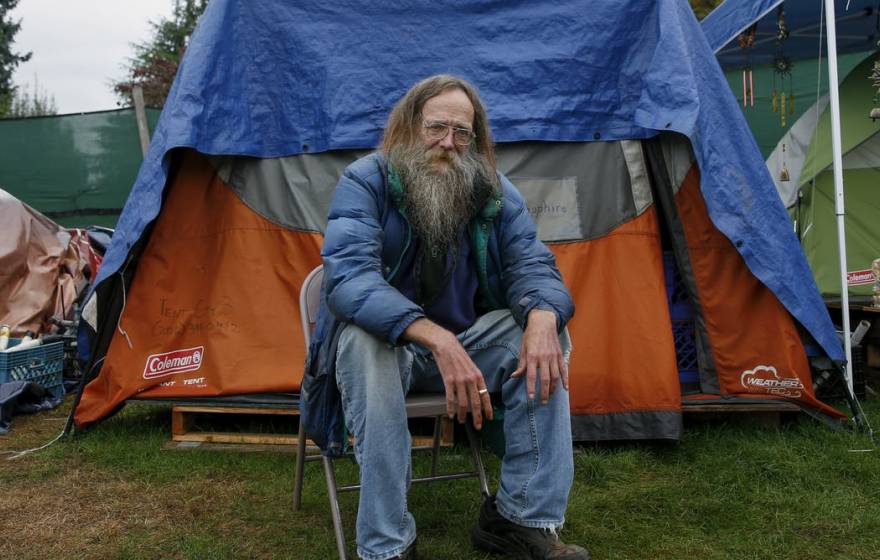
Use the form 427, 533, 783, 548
112, 0, 208, 108
7, 75, 56, 117
689, 0, 723, 20
0, 0, 32, 116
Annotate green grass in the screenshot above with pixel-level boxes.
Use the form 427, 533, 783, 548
1, 399, 879, 559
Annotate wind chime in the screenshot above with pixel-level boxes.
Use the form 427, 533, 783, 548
779, 143, 790, 182
771, 5, 794, 127
738, 23, 757, 109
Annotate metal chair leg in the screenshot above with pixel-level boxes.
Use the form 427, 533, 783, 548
430, 416, 442, 476
464, 422, 491, 497
293, 421, 307, 511
323, 456, 348, 560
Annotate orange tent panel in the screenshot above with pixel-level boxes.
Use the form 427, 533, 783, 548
75, 151, 322, 426
552, 205, 681, 419
674, 168, 844, 419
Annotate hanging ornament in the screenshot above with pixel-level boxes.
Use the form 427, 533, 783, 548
773, 56, 794, 127
779, 143, 790, 182
870, 60, 880, 120
772, 6, 793, 128
776, 6, 789, 42
779, 166, 790, 183
781, 91, 787, 127
737, 24, 757, 109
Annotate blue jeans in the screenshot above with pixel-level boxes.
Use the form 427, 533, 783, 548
335, 309, 574, 560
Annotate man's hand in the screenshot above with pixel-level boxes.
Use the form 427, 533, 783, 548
512, 309, 567, 404
403, 318, 493, 429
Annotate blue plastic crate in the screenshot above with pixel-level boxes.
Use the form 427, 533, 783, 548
671, 320, 699, 383
664, 253, 699, 385
663, 253, 693, 321
0, 338, 65, 398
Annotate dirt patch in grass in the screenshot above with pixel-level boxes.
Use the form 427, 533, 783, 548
0, 401, 310, 559
0, 398, 71, 453
0, 451, 251, 560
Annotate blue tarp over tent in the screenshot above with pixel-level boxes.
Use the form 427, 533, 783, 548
94, 0, 843, 361
702, 0, 879, 66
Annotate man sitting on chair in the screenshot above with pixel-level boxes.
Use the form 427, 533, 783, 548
302, 75, 587, 560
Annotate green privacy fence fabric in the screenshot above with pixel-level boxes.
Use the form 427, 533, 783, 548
0, 108, 161, 228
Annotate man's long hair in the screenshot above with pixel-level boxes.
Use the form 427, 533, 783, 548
380, 75, 498, 179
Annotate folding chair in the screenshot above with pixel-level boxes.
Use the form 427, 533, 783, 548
293, 265, 490, 559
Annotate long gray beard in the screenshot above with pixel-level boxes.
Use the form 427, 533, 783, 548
392, 145, 493, 249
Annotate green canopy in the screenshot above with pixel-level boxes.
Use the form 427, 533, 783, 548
0, 108, 161, 228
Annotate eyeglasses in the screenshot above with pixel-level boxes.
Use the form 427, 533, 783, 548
422, 121, 476, 146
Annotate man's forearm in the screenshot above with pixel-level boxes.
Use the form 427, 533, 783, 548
526, 308, 558, 329
402, 317, 457, 353
406, 310, 558, 351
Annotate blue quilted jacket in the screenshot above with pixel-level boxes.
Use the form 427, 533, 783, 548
300, 152, 574, 454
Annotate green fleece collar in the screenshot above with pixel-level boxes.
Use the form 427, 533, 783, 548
387, 164, 408, 217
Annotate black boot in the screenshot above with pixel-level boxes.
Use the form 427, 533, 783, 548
471, 496, 590, 560
390, 539, 418, 559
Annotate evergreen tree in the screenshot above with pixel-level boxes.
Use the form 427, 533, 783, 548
689, 0, 723, 20
8, 75, 56, 117
112, 0, 208, 107
0, 0, 32, 116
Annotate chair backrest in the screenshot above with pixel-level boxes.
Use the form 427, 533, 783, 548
299, 265, 324, 347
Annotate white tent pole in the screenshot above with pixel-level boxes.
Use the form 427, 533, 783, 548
823, 0, 854, 393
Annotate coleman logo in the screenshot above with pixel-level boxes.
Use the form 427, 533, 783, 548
143, 346, 204, 379
740, 365, 804, 398
847, 269, 874, 286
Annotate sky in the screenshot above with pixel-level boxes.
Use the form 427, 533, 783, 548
10, 0, 175, 114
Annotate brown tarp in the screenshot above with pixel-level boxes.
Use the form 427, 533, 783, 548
0, 189, 88, 336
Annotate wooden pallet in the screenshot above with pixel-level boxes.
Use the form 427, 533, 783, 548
682, 401, 800, 428
169, 401, 797, 449
682, 402, 800, 413
170, 405, 453, 448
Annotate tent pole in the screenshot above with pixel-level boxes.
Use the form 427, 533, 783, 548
822, 0, 854, 394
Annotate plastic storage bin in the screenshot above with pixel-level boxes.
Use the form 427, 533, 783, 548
0, 338, 65, 398
813, 344, 867, 401
664, 253, 699, 385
